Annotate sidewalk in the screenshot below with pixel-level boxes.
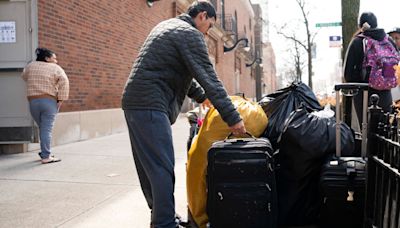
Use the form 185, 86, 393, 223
0, 115, 190, 228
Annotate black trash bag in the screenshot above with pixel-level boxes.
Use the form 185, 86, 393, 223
258, 96, 274, 114
262, 82, 322, 148
276, 107, 355, 226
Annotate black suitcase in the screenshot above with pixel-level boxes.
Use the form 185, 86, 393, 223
319, 83, 368, 228
206, 134, 277, 228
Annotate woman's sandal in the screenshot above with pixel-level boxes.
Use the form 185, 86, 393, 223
41, 157, 61, 164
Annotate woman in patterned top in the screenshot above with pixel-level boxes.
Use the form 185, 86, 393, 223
22, 47, 69, 164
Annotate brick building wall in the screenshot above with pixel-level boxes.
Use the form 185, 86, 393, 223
221, 0, 256, 98
263, 42, 277, 94
37, 0, 176, 112
0, 0, 263, 152
37, 0, 258, 112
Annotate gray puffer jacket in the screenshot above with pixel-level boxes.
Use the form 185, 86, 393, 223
122, 14, 241, 126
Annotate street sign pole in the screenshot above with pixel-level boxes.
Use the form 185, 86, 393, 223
316, 22, 342, 28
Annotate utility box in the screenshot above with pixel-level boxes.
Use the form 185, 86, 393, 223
0, 0, 37, 147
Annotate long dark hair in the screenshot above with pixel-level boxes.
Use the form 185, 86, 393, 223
35, 47, 55, 62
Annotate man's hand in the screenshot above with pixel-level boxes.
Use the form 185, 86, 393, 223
201, 99, 212, 109
229, 120, 246, 136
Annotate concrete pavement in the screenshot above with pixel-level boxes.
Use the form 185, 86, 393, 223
0, 114, 190, 228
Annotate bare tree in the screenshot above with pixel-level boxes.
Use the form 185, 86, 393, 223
341, 0, 360, 61
291, 37, 305, 83
277, 69, 295, 88
280, 35, 306, 83
276, 0, 316, 89
284, 70, 297, 86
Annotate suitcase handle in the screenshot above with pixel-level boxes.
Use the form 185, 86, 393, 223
331, 158, 366, 166
335, 83, 369, 157
334, 83, 369, 91
225, 132, 256, 140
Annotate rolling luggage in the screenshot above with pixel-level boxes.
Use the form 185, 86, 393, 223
206, 134, 277, 228
319, 83, 369, 228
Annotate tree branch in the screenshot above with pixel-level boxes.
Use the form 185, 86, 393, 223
276, 30, 308, 51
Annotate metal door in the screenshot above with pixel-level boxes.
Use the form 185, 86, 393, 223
0, 0, 37, 143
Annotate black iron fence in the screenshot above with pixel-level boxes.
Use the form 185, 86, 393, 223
366, 95, 400, 228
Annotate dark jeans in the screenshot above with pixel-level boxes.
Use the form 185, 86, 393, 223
124, 109, 176, 228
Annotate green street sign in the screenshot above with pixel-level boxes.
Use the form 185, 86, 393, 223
316, 22, 342, 28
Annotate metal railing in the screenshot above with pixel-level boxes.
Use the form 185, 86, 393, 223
216, 13, 237, 38
366, 96, 400, 228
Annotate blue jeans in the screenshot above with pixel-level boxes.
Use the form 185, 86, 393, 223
124, 110, 176, 228
29, 98, 58, 159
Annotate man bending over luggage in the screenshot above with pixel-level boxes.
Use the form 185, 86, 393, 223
121, 1, 246, 227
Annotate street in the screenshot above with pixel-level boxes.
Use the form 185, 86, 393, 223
0, 115, 190, 228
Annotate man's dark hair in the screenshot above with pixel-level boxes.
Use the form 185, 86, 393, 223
187, 1, 217, 21
35, 47, 55, 62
